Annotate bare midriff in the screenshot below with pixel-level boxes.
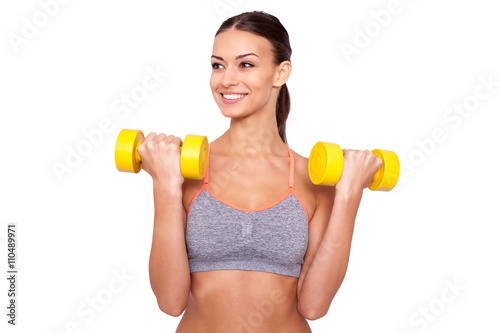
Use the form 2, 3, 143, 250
176, 270, 312, 333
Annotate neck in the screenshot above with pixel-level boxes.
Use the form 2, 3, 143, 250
221, 107, 287, 158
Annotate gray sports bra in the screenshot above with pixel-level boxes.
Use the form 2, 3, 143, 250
185, 143, 310, 278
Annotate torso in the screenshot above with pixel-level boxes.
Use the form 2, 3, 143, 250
179, 141, 319, 332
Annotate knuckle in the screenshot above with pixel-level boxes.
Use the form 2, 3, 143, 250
159, 140, 171, 150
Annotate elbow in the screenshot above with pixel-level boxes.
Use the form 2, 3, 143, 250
150, 279, 190, 317
297, 301, 329, 321
156, 298, 187, 317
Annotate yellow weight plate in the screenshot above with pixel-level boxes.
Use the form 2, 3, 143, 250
369, 149, 400, 191
308, 142, 344, 186
115, 129, 144, 173
180, 134, 208, 179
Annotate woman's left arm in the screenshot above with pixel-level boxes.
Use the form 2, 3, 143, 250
297, 149, 382, 320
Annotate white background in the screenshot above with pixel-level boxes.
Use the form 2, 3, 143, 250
1, 0, 499, 332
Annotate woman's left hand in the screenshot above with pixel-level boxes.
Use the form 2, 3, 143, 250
334, 149, 383, 195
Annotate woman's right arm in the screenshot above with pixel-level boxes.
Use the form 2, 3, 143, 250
138, 133, 191, 317
149, 180, 190, 316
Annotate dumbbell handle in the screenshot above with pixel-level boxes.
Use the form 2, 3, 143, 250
128, 135, 188, 166
308, 142, 400, 191
115, 129, 208, 179
115, 129, 192, 173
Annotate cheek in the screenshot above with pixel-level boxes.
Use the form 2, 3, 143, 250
209, 73, 218, 91
250, 71, 274, 97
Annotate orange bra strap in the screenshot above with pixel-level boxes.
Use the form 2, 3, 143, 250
203, 143, 211, 185
288, 146, 294, 189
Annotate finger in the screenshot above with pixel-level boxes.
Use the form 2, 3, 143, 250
142, 132, 157, 144
163, 135, 183, 148
156, 135, 182, 152
154, 133, 168, 142
138, 133, 155, 156
172, 136, 182, 148
342, 149, 358, 158
164, 134, 176, 144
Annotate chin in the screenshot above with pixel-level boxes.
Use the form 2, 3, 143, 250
219, 108, 245, 119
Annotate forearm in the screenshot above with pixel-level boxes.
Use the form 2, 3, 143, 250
298, 188, 363, 319
149, 180, 191, 315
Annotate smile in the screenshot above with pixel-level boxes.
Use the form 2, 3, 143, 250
222, 93, 247, 100
220, 93, 248, 104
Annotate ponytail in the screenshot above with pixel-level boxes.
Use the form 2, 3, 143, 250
216, 11, 293, 145
276, 83, 291, 145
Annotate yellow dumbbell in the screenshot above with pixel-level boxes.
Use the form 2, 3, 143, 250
114, 129, 208, 179
308, 142, 400, 191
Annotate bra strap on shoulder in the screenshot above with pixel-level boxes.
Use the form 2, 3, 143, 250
288, 146, 294, 189
203, 143, 211, 185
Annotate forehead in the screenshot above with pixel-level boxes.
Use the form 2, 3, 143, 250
212, 29, 273, 59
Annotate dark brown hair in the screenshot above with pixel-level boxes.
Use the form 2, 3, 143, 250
215, 11, 292, 145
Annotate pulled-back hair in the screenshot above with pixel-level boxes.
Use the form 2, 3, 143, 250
215, 11, 292, 145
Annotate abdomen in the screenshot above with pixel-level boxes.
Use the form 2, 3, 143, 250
176, 270, 311, 333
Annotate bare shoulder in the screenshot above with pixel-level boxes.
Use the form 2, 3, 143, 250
289, 148, 335, 222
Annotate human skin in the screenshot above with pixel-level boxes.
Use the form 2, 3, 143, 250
141, 28, 382, 332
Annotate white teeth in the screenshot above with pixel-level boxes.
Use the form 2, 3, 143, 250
223, 94, 246, 100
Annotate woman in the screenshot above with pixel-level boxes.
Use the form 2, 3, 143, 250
140, 11, 382, 332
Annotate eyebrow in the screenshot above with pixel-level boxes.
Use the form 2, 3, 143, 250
211, 53, 259, 61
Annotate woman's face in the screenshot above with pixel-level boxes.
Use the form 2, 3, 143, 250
210, 28, 281, 119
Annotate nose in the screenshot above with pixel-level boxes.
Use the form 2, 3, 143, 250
221, 67, 239, 87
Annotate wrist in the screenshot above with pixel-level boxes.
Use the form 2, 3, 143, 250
152, 178, 184, 196
334, 185, 363, 203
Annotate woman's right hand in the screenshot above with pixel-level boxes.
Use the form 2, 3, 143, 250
137, 132, 184, 187
334, 149, 383, 196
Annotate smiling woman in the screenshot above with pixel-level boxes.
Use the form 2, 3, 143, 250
210, 12, 292, 144
142, 10, 383, 333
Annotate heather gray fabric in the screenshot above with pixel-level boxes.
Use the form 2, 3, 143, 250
185, 144, 309, 278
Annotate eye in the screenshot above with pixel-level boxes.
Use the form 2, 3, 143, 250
212, 62, 223, 69
240, 62, 254, 68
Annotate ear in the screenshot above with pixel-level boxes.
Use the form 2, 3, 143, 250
273, 60, 292, 88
